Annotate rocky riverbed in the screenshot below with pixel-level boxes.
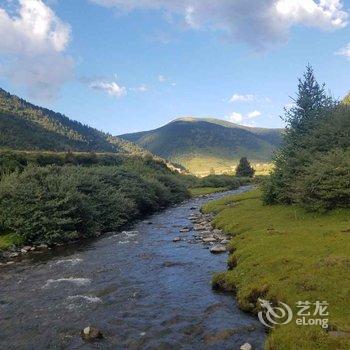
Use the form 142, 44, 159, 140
0, 186, 265, 349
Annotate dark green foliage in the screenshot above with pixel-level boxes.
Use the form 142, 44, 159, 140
0, 88, 146, 155
120, 117, 282, 163
294, 149, 350, 211
282, 65, 334, 134
0, 150, 126, 178
263, 66, 350, 211
235, 157, 255, 178
0, 159, 190, 245
195, 174, 250, 189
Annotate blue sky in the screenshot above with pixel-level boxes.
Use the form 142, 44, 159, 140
0, 0, 350, 134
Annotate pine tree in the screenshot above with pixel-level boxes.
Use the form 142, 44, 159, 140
263, 65, 337, 205
235, 157, 255, 178
283, 64, 334, 137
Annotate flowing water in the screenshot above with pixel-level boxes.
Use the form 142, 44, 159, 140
0, 187, 265, 349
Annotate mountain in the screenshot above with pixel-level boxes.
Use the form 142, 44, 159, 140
0, 88, 144, 155
120, 117, 283, 175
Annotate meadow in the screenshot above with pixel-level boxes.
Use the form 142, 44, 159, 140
203, 189, 350, 349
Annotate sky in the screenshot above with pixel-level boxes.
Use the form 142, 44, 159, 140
0, 0, 350, 135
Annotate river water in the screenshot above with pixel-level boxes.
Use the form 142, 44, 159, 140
0, 187, 265, 350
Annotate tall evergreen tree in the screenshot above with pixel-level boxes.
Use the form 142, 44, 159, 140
235, 157, 255, 178
263, 65, 337, 205
283, 64, 334, 135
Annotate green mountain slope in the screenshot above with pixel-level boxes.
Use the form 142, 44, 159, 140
0, 88, 144, 155
120, 117, 283, 174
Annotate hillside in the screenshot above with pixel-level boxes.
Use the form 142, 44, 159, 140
0, 88, 144, 156
120, 117, 283, 175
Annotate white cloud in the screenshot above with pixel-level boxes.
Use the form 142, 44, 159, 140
89, 80, 127, 97
130, 84, 148, 92
0, 0, 73, 100
229, 94, 255, 103
247, 110, 261, 119
227, 110, 262, 125
228, 112, 243, 123
158, 74, 176, 86
335, 43, 350, 59
90, 0, 348, 50
158, 74, 167, 82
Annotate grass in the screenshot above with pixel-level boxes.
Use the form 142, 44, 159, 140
189, 187, 229, 196
0, 232, 24, 250
202, 189, 350, 350
174, 154, 273, 177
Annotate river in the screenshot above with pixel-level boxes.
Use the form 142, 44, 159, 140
0, 186, 265, 349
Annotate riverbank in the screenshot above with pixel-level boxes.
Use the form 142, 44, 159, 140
202, 189, 350, 349
189, 187, 229, 196
0, 188, 265, 349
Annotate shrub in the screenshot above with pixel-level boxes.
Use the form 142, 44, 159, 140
295, 149, 350, 211
198, 174, 241, 189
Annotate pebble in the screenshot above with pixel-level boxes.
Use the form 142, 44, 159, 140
173, 237, 181, 242
81, 326, 103, 341
240, 343, 253, 350
20, 246, 32, 254
210, 245, 227, 254
202, 237, 217, 243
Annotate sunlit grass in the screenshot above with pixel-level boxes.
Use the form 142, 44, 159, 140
0, 233, 24, 250
174, 154, 273, 177
203, 189, 350, 349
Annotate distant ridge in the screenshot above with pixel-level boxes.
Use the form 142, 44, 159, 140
0, 88, 145, 156
120, 117, 283, 174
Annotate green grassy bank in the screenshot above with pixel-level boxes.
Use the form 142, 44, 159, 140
202, 190, 350, 350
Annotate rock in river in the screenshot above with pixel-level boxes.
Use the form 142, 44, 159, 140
210, 245, 227, 254
20, 246, 32, 254
81, 326, 103, 341
202, 237, 217, 243
240, 342, 253, 350
173, 237, 182, 242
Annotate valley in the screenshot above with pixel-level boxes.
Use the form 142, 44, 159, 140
120, 117, 282, 176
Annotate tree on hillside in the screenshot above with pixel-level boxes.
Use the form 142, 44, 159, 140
235, 157, 255, 178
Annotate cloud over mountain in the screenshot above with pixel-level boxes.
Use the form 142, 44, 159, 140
90, 0, 348, 50
0, 0, 73, 101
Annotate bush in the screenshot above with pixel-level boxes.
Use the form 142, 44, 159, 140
197, 174, 242, 189
295, 149, 350, 211
0, 161, 190, 245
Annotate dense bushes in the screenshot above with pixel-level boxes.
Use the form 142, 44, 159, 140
0, 150, 126, 178
294, 149, 350, 211
263, 66, 350, 211
0, 161, 190, 245
195, 174, 250, 189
